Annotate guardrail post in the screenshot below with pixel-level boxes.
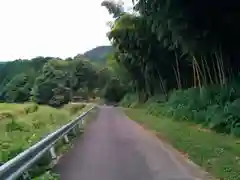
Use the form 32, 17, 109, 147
63, 134, 69, 143
81, 118, 85, 126
49, 146, 57, 162
72, 126, 78, 136
79, 118, 85, 132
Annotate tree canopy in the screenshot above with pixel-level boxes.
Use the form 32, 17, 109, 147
0, 56, 110, 107
102, 0, 240, 100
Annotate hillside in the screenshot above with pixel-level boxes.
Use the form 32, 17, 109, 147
83, 46, 113, 64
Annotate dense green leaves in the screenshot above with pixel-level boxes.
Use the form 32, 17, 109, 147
0, 56, 110, 106
3, 74, 31, 102
103, 78, 126, 103
102, 0, 240, 98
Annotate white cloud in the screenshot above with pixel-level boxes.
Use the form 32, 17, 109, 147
0, 0, 132, 60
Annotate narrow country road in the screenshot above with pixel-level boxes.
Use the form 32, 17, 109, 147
55, 106, 210, 180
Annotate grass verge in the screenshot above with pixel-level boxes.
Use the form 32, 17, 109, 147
0, 103, 93, 179
124, 108, 240, 180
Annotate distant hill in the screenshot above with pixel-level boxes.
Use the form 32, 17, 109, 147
0, 62, 6, 71
83, 46, 114, 64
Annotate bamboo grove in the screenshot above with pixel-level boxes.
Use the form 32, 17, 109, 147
102, 0, 240, 100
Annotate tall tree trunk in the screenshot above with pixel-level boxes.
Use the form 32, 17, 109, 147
175, 51, 182, 89
193, 56, 202, 87
193, 60, 197, 87
172, 65, 180, 89
215, 52, 223, 87
218, 47, 226, 85
201, 56, 207, 85
203, 57, 213, 84
156, 67, 167, 98
211, 56, 219, 84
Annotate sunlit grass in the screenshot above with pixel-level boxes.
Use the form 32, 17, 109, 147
0, 103, 89, 163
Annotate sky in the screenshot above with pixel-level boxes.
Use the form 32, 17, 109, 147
0, 0, 132, 61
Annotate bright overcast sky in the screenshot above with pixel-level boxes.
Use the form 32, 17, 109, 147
0, 0, 132, 61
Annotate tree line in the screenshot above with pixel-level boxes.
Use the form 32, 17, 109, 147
102, 0, 240, 99
0, 56, 110, 107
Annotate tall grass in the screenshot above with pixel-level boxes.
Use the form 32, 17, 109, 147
145, 84, 240, 137
121, 81, 240, 137
0, 103, 86, 162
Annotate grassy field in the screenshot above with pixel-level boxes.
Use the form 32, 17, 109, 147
0, 103, 88, 163
125, 108, 240, 180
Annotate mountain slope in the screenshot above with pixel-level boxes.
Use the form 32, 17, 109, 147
83, 46, 113, 64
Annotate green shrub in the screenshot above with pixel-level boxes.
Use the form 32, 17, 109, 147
103, 78, 127, 103
5, 120, 29, 132
24, 104, 39, 114
119, 93, 138, 107
142, 83, 240, 137
34, 172, 59, 180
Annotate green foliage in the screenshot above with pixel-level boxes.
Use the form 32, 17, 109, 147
24, 104, 39, 114
101, 0, 240, 99
3, 74, 32, 102
0, 57, 49, 101
34, 172, 59, 180
103, 78, 126, 103
0, 54, 110, 106
136, 83, 240, 137
5, 120, 28, 132
0, 103, 87, 178
119, 93, 138, 107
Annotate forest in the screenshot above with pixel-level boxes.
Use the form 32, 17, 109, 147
0, 55, 113, 107
101, 0, 240, 137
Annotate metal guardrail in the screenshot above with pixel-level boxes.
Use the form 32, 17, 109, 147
0, 106, 95, 180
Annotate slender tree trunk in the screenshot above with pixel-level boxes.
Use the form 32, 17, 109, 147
201, 56, 207, 85
156, 67, 167, 98
172, 65, 180, 89
212, 57, 219, 84
175, 51, 182, 89
219, 49, 226, 85
193, 60, 197, 87
193, 56, 202, 87
215, 52, 223, 87
203, 57, 213, 84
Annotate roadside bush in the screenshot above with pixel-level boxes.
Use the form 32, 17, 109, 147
34, 171, 59, 180
141, 82, 240, 137
24, 104, 39, 114
5, 120, 29, 132
119, 93, 138, 107
103, 78, 126, 103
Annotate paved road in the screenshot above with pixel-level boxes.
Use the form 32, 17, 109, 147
56, 106, 210, 180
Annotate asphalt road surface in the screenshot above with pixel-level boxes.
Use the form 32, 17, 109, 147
55, 106, 211, 180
